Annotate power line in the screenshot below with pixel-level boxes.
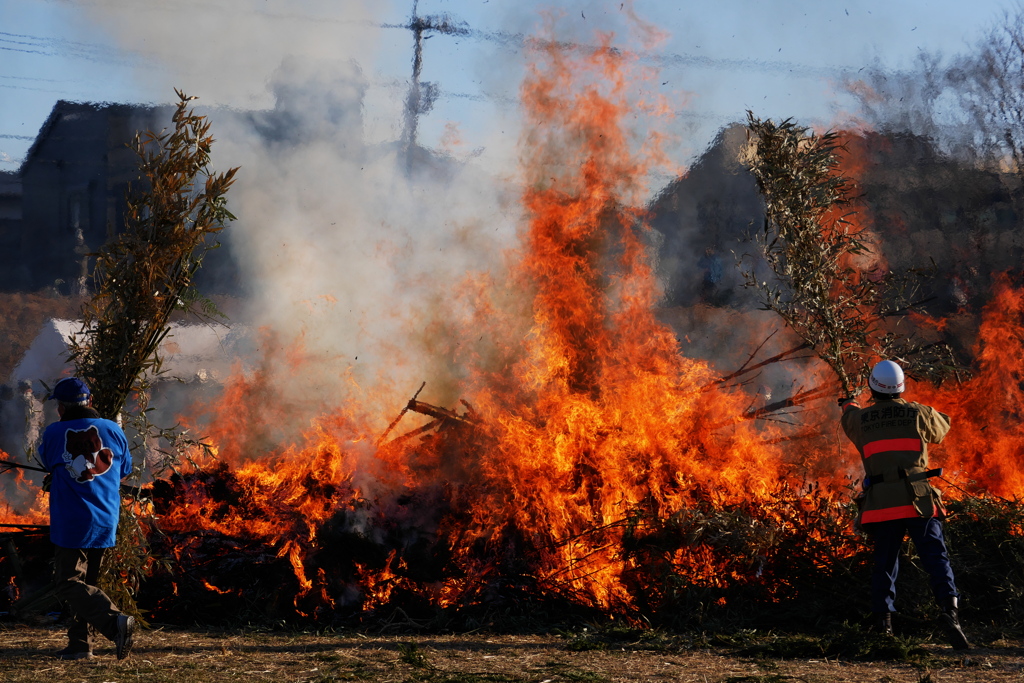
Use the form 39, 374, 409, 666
0, 45, 52, 57
0, 30, 139, 66
1, 11, 853, 80
0, 82, 95, 95
0, 73, 70, 83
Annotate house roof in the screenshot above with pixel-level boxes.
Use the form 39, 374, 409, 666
18, 100, 161, 174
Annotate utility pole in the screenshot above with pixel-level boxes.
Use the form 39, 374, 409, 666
400, 0, 468, 174
402, 0, 426, 172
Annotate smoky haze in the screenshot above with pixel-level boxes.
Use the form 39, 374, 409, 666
62, 1, 531, 443
56, 1, 883, 457
217, 55, 516, 415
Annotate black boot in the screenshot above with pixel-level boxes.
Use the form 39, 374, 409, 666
939, 597, 971, 650
875, 612, 893, 636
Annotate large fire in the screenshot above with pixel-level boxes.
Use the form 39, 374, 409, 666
4, 27, 1024, 628
137, 33, 805, 622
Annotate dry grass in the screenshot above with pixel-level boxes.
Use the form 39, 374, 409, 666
0, 624, 1021, 682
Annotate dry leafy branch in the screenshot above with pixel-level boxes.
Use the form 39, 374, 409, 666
742, 113, 958, 395
68, 89, 238, 420
64, 90, 238, 616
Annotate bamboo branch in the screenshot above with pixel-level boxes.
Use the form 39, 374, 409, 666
715, 342, 811, 385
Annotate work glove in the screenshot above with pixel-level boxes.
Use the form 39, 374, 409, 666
42, 472, 52, 492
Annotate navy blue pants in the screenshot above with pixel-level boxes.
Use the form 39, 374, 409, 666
865, 516, 958, 614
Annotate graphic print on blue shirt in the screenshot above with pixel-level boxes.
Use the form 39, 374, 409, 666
63, 425, 114, 483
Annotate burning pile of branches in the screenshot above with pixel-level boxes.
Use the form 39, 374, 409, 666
113, 37, 822, 629
132, 422, 1024, 638
8, 25, 1024, 646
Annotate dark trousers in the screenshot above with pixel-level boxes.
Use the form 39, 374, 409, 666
52, 546, 122, 651
866, 516, 959, 614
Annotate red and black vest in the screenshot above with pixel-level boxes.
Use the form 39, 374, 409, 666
840, 398, 950, 524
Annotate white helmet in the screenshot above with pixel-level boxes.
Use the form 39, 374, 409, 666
869, 360, 905, 394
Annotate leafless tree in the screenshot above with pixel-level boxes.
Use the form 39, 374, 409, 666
948, 3, 1024, 181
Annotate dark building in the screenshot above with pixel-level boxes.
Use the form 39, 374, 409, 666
17, 101, 168, 293
8, 100, 241, 295
850, 130, 1022, 314
648, 123, 763, 308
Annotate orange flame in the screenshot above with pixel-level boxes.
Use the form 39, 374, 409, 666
915, 276, 1024, 498
128, 28, 805, 619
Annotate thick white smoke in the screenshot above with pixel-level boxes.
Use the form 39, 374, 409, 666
215, 55, 519, 420
68, 1, 524, 434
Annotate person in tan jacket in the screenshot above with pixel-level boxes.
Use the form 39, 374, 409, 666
840, 360, 969, 650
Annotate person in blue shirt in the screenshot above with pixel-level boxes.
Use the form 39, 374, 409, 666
39, 377, 137, 661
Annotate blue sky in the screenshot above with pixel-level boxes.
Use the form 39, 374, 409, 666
1, 0, 1017, 172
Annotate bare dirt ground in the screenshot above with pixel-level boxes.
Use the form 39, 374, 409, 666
1, 623, 1023, 683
